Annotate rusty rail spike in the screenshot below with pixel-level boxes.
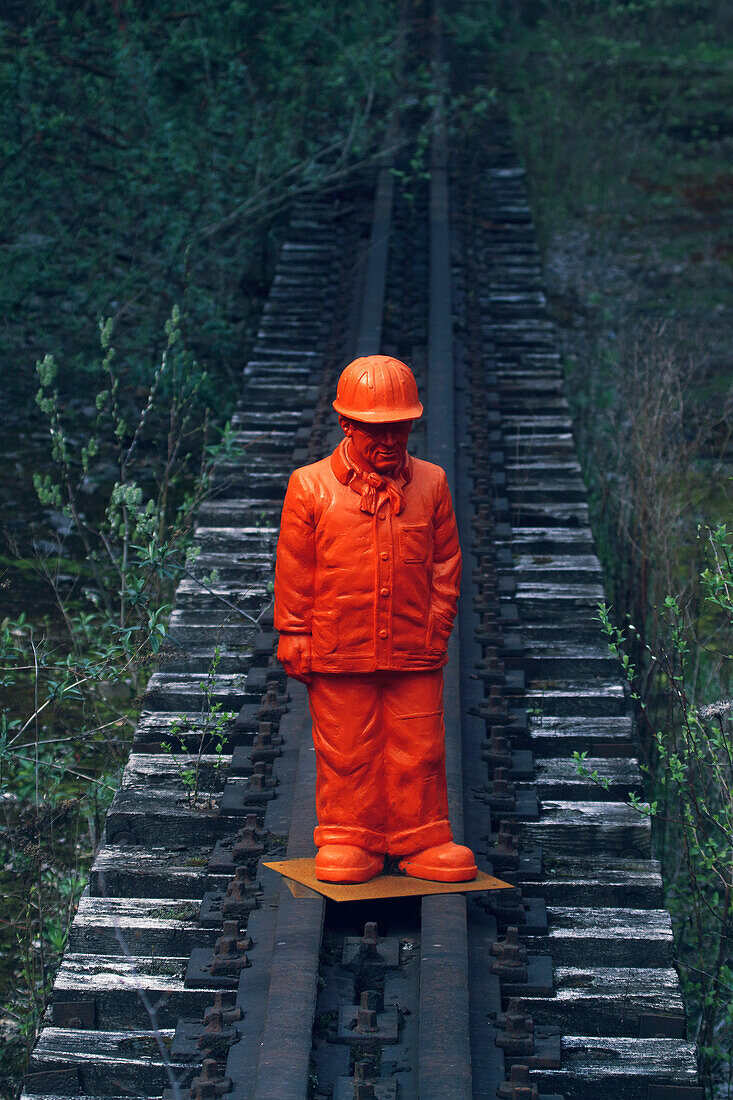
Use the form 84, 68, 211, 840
356, 990, 383, 1035
491, 926, 528, 982
189, 1059, 232, 1100
495, 998, 535, 1055
497, 1063, 539, 1100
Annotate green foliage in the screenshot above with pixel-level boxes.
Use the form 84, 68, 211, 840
390, 125, 431, 210
0, 0, 400, 372
447, 6, 504, 54
594, 526, 733, 1092
0, 310, 242, 1086
493, 0, 733, 245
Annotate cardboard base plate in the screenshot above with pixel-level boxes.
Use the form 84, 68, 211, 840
262, 859, 514, 902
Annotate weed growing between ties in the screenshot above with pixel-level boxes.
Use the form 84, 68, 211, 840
161, 646, 235, 810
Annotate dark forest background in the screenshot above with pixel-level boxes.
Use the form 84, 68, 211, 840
1, 1, 731, 1095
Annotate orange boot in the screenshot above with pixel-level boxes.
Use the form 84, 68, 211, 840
315, 844, 384, 884
398, 841, 478, 882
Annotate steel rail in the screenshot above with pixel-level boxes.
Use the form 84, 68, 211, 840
418, 4, 473, 1098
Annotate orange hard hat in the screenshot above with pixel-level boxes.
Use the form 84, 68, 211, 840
332, 355, 423, 423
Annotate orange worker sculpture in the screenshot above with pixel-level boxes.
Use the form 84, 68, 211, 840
274, 355, 477, 884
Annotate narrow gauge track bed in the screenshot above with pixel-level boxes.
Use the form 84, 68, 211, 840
23, 16, 701, 1100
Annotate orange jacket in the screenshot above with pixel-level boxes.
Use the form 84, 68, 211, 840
274, 440, 461, 673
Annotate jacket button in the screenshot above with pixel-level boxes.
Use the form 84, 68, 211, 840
380, 551, 389, 560
379, 629, 388, 639
380, 587, 389, 597
378, 512, 387, 521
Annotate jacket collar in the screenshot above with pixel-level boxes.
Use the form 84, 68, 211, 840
330, 437, 413, 488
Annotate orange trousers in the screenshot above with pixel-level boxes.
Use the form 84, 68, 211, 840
307, 669, 454, 857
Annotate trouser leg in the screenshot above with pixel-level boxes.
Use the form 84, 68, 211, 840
308, 672, 386, 854
381, 669, 453, 856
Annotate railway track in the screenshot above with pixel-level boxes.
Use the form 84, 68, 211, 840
22, 10, 703, 1100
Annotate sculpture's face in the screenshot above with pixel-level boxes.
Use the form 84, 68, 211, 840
339, 417, 412, 476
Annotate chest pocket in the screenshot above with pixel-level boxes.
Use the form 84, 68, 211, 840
399, 523, 430, 564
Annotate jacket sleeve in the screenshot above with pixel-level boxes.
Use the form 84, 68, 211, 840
274, 469, 316, 634
431, 469, 462, 632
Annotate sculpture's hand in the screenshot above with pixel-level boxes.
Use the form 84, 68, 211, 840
277, 632, 312, 684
